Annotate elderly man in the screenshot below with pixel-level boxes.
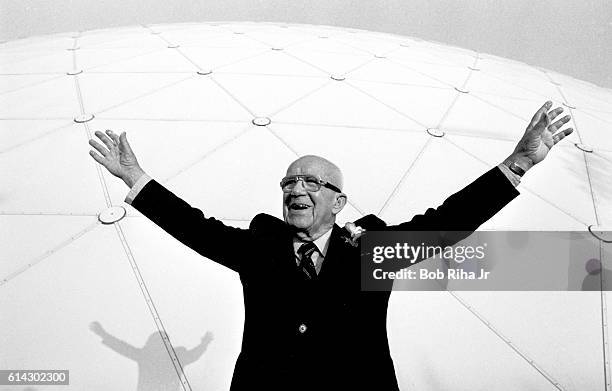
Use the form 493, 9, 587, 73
89, 101, 572, 391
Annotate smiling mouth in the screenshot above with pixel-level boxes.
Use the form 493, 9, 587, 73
289, 203, 312, 210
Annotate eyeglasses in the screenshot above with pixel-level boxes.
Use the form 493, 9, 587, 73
280, 175, 341, 193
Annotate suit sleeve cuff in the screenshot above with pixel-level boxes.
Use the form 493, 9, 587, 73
125, 173, 153, 205
497, 163, 521, 187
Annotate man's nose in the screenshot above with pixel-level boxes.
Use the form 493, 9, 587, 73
290, 179, 308, 195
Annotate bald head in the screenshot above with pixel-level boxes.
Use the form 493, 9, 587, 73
282, 155, 347, 241
285, 155, 343, 191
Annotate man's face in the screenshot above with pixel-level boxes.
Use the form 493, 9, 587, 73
282, 158, 344, 239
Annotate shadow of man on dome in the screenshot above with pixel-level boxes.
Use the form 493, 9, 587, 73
90, 321, 213, 391
581, 258, 612, 291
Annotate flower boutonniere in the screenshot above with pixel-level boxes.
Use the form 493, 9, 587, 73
343, 222, 366, 247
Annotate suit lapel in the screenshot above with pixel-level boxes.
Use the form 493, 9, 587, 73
318, 224, 350, 280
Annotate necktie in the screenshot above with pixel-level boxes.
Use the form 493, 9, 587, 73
298, 242, 318, 280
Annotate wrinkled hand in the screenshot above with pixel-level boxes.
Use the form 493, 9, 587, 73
202, 331, 214, 344
510, 101, 573, 169
88, 130, 145, 187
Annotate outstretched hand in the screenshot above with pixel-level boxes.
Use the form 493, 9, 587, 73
88, 130, 145, 187
89, 321, 106, 337
202, 331, 214, 344
507, 101, 573, 171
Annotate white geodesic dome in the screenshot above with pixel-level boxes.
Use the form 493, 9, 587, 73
1, 22, 611, 391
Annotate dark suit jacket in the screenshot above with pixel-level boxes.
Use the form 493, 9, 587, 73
130, 166, 519, 391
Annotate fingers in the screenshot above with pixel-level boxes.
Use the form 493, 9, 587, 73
531, 108, 551, 135
546, 106, 564, 122
89, 149, 106, 165
105, 129, 120, 145
552, 128, 573, 145
88, 138, 109, 157
94, 130, 116, 151
529, 101, 553, 129
548, 115, 571, 133
119, 131, 135, 155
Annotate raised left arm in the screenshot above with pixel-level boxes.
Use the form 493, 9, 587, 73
501, 101, 573, 177
366, 101, 573, 271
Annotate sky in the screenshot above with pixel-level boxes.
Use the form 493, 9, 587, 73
1, 0, 611, 89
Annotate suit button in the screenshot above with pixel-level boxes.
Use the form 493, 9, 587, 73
298, 323, 307, 334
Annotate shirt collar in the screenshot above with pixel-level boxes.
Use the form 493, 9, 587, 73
293, 227, 333, 257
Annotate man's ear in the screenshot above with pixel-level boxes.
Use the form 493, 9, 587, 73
332, 193, 347, 215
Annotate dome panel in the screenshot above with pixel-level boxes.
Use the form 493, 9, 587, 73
285, 48, 373, 75
153, 29, 226, 47
214, 48, 327, 76
0, 215, 97, 283
392, 45, 468, 67
76, 33, 167, 50
244, 29, 317, 48
349, 80, 457, 128
586, 151, 612, 227
77, 28, 148, 47
212, 73, 330, 117
389, 59, 471, 88
388, 292, 566, 391
466, 71, 550, 101
480, 67, 562, 100
378, 136, 487, 224
0, 75, 80, 118
519, 146, 600, 227
478, 55, 546, 80
469, 94, 577, 139
572, 110, 612, 151
177, 46, 269, 72
482, 190, 587, 230
440, 93, 530, 139
270, 123, 430, 213
563, 87, 612, 114
333, 33, 402, 55
92, 120, 252, 212
164, 127, 297, 220
548, 71, 612, 106
274, 79, 423, 130
451, 291, 604, 391
0, 74, 65, 95
177, 29, 270, 49
348, 58, 449, 88
97, 74, 253, 120
0, 123, 108, 214
0, 50, 72, 74
422, 43, 477, 67
87, 47, 197, 73
78, 73, 192, 114
0, 35, 73, 52
76, 47, 162, 71
287, 36, 374, 56
0, 223, 172, 390
0, 119, 71, 152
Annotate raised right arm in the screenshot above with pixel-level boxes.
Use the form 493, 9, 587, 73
128, 177, 249, 271
88, 130, 250, 272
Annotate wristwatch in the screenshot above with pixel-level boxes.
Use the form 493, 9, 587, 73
508, 161, 526, 177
